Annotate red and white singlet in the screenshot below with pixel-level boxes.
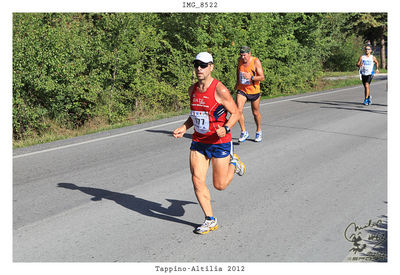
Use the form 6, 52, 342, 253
190, 78, 232, 144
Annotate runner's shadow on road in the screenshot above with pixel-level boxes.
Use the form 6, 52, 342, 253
57, 183, 198, 228
294, 99, 387, 108
232, 137, 258, 144
146, 129, 192, 139
293, 100, 387, 113
231, 138, 240, 146
321, 106, 387, 114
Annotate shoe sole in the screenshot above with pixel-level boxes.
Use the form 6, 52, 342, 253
238, 134, 249, 143
240, 161, 246, 175
233, 154, 246, 176
194, 225, 219, 235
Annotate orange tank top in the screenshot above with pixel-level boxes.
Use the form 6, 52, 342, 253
237, 57, 261, 95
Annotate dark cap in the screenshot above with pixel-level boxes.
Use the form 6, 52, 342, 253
240, 46, 251, 54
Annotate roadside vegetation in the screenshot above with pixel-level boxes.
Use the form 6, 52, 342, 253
13, 71, 381, 149
13, 13, 387, 148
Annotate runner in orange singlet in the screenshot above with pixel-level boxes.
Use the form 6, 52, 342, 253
173, 52, 246, 234
235, 46, 265, 143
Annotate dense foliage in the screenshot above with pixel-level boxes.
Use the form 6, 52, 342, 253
13, 13, 383, 140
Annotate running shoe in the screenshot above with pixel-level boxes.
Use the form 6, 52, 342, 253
363, 98, 369, 105
367, 96, 372, 105
194, 216, 218, 234
238, 131, 249, 142
230, 153, 246, 176
255, 131, 262, 142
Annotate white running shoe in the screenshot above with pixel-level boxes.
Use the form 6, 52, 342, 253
238, 131, 249, 142
255, 131, 262, 142
194, 217, 218, 234
230, 153, 246, 176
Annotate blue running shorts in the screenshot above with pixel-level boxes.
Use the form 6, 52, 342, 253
190, 141, 233, 159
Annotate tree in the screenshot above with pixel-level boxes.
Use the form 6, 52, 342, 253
349, 13, 387, 69
13, 13, 377, 141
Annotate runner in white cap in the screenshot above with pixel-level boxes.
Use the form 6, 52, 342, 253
173, 52, 246, 234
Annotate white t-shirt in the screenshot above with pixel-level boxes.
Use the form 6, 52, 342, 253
360, 55, 375, 76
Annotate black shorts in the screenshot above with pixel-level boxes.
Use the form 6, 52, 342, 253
362, 75, 373, 85
237, 90, 260, 102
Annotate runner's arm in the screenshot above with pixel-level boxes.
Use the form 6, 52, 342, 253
356, 56, 363, 68
373, 56, 380, 73
253, 58, 265, 82
173, 86, 194, 138
172, 117, 193, 138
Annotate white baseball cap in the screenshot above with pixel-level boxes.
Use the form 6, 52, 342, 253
194, 52, 213, 63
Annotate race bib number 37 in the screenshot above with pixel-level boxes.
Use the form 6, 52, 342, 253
190, 111, 210, 134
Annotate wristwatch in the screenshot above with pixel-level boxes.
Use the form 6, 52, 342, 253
224, 125, 230, 134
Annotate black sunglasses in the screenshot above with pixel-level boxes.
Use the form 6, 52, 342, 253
193, 61, 210, 69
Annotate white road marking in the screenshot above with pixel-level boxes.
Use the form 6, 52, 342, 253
13, 82, 384, 159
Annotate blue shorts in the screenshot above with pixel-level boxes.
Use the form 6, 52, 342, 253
190, 141, 233, 159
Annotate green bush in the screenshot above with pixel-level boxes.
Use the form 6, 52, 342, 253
324, 36, 363, 71
13, 13, 367, 141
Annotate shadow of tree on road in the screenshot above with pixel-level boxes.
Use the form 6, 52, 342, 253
57, 183, 198, 228
293, 100, 387, 114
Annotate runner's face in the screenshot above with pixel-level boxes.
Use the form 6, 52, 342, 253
365, 47, 372, 54
194, 61, 213, 80
240, 53, 251, 63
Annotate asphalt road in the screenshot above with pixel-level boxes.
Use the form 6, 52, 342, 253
13, 80, 387, 262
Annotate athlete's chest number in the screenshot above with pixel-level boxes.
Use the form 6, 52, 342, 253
240, 72, 251, 85
190, 111, 210, 134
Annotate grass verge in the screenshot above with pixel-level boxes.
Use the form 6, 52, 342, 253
13, 71, 373, 149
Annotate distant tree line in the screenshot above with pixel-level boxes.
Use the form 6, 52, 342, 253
12, 13, 387, 140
